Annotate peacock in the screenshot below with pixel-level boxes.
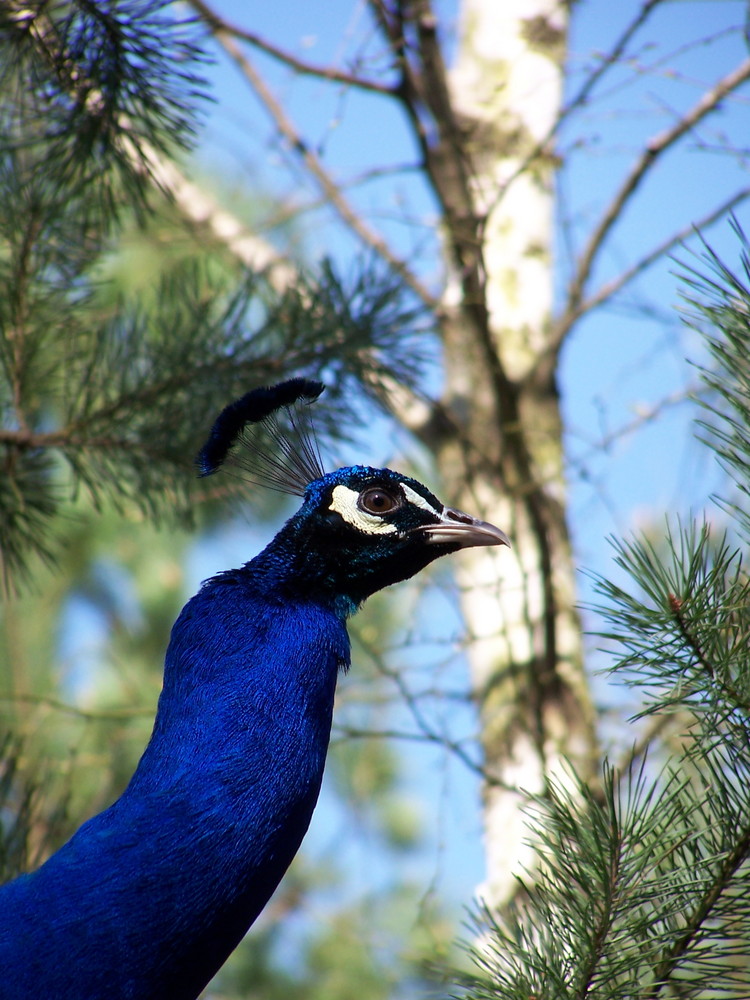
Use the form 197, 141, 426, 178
0, 379, 508, 1000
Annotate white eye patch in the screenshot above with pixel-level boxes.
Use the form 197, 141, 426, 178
329, 485, 398, 534
400, 482, 440, 515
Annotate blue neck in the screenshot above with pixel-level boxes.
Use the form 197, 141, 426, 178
0, 562, 350, 1000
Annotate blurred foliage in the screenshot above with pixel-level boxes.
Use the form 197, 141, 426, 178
212, 881, 459, 1000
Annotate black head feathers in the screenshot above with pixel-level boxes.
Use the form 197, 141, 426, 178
197, 378, 326, 497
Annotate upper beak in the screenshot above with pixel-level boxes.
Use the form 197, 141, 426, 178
421, 507, 511, 550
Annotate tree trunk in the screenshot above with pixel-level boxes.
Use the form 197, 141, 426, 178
436, 0, 599, 907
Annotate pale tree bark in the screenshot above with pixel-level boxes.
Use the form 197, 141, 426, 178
436, 0, 598, 907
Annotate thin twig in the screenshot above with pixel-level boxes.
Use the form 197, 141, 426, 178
332, 722, 514, 792
189, 0, 397, 96
354, 634, 516, 791
560, 57, 750, 341
189, 0, 437, 310
0, 694, 154, 721
565, 187, 750, 324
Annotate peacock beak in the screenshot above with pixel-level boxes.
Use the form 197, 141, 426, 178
421, 507, 510, 549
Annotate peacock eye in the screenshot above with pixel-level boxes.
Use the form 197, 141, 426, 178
358, 487, 400, 515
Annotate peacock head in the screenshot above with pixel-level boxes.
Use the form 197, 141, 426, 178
287, 463, 507, 604
197, 379, 508, 608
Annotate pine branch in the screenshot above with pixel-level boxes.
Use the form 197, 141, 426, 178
133, 147, 301, 293
647, 814, 750, 998
458, 234, 750, 1000
1, 0, 207, 209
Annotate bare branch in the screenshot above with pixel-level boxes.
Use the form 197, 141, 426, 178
373, 0, 478, 242
569, 386, 697, 476
331, 722, 516, 791
564, 186, 750, 327
188, 0, 436, 310
341, 631, 517, 792
0, 694, 153, 721
561, 57, 750, 336
564, 0, 667, 118
189, 0, 397, 96
135, 138, 302, 297
592, 24, 743, 107
140, 149, 300, 293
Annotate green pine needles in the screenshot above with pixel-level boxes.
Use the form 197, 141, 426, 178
458, 237, 750, 999
0, 1, 430, 586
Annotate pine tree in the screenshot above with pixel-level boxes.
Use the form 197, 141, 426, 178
457, 233, 750, 998
0, 0, 428, 587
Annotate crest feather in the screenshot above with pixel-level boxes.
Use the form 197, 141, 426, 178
197, 378, 326, 496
